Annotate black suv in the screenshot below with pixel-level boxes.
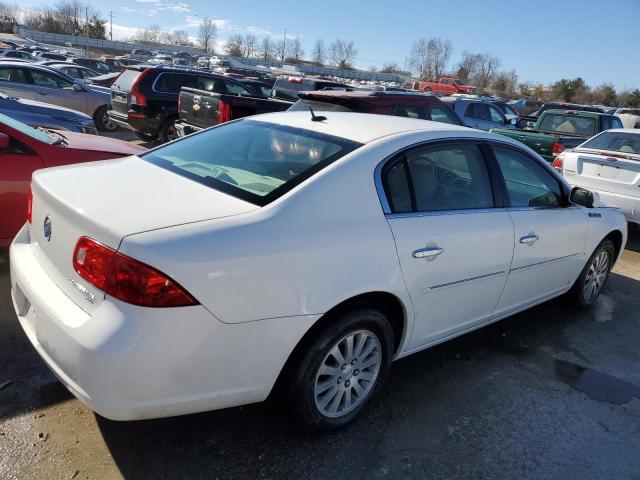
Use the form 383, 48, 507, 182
109, 65, 254, 142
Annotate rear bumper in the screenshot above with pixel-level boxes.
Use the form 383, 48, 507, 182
10, 225, 317, 420
107, 110, 161, 135
590, 189, 640, 223
175, 122, 202, 138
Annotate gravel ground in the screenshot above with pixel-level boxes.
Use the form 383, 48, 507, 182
1, 165, 639, 479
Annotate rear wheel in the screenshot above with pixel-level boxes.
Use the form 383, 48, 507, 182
423, 87, 432, 92
159, 117, 178, 143
566, 239, 615, 307
289, 309, 393, 431
94, 106, 117, 132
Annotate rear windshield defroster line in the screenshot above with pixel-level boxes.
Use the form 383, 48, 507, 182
141, 120, 363, 207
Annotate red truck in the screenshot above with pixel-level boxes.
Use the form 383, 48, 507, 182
405, 77, 476, 95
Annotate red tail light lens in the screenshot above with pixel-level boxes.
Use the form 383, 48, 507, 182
27, 184, 33, 224
129, 68, 149, 106
73, 237, 198, 308
177, 91, 182, 113
552, 141, 565, 156
552, 155, 564, 172
216, 100, 232, 124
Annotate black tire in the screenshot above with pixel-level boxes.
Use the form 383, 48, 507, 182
423, 87, 432, 92
134, 131, 159, 141
289, 309, 393, 431
94, 105, 118, 132
158, 117, 178, 143
566, 239, 615, 307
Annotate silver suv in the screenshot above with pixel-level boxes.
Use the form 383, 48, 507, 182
0, 62, 115, 131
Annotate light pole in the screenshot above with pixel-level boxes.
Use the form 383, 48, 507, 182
282, 28, 287, 62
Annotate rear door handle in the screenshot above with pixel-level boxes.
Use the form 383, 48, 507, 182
520, 234, 539, 244
412, 247, 444, 258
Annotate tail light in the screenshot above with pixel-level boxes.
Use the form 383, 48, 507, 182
216, 100, 232, 124
73, 237, 198, 308
552, 154, 564, 172
129, 68, 149, 106
177, 91, 182, 113
551, 140, 565, 156
27, 184, 33, 223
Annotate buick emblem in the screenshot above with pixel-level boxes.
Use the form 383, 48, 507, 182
43, 215, 52, 242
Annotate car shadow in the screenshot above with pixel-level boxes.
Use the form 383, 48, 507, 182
624, 223, 640, 253
0, 251, 73, 421
97, 268, 640, 479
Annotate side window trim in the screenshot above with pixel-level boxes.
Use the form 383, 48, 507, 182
379, 139, 500, 215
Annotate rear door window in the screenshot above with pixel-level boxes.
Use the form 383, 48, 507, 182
391, 104, 421, 119
465, 103, 490, 121
224, 80, 254, 96
425, 105, 461, 125
153, 73, 186, 93
0, 66, 27, 83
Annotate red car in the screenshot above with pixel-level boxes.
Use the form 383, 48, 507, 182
0, 114, 145, 248
405, 77, 477, 95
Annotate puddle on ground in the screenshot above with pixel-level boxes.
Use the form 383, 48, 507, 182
553, 359, 640, 405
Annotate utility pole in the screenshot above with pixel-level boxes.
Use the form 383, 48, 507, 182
85, 6, 88, 35
109, 11, 113, 41
281, 28, 287, 62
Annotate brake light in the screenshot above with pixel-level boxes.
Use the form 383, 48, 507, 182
552, 140, 565, 156
27, 184, 33, 223
216, 100, 232, 124
178, 91, 182, 113
73, 237, 198, 307
552, 154, 564, 172
129, 69, 149, 106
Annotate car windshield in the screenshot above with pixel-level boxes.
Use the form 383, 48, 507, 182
142, 119, 361, 205
580, 131, 640, 155
0, 112, 55, 145
537, 114, 597, 136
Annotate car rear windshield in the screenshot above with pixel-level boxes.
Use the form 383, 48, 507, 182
111, 68, 143, 91
288, 99, 354, 112
580, 131, 640, 155
142, 119, 362, 206
537, 114, 597, 136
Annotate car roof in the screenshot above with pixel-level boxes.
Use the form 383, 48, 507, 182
250, 111, 471, 144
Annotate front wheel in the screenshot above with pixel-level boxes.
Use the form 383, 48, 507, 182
289, 309, 393, 430
566, 239, 615, 307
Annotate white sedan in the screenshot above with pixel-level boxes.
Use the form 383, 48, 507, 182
10, 112, 627, 430
554, 129, 640, 224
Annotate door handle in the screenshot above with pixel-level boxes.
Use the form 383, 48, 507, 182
520, 234, 539, 245
412, 247, 444, 258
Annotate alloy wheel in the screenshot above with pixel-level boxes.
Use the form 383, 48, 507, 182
583, 250, 610, 301
313, 329, 382, 418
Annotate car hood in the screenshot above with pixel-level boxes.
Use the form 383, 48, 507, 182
60, 131, 146, 155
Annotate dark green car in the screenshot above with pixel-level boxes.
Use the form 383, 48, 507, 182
490, 109, 623, 162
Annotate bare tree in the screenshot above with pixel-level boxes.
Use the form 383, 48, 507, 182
134, 25, 162, 44
0, 1, 19, 33
288, 36, 304, 63
259, 36, 275, 60
311, 39, 325, 65
492, 70, 518, 97
243, 34, 257, 57
225, 34, 244, 57
455, 51, 480, 82
198, 18, 217, 53
475, 53, 501, 89
409, 37, 451, 80
275, 38, 289, 62
329, 39, 357, 69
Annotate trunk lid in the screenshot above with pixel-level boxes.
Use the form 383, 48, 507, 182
563, 148, 640, 198
29, 155, 258, 312
110, 68, 145, 115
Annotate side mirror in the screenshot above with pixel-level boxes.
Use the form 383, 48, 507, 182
72, 83, 84, 92
570, 186, 594, 208
508, 117, 517, 125
0, 132, 9, 150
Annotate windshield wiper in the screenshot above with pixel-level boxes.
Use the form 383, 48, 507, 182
47, 130, 69, 146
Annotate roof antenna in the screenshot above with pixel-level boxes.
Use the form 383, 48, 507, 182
309, 107, 327, 122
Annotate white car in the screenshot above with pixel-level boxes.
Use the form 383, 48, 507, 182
10, 113, 627, 429
555, 129, 640, 224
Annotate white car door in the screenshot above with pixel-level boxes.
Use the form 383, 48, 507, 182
491, 144, 587, 315
382, 141, 515, 349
